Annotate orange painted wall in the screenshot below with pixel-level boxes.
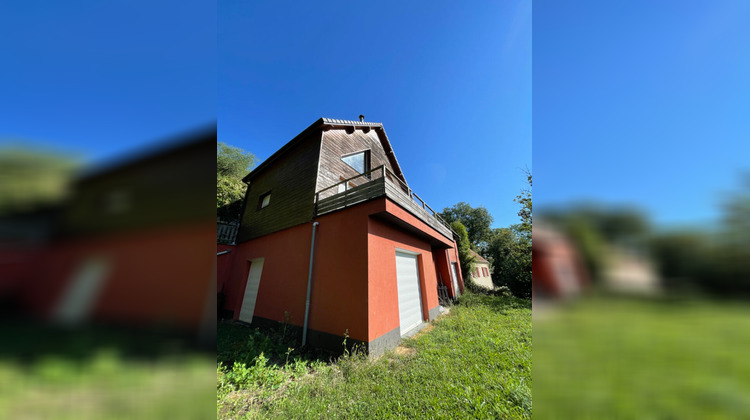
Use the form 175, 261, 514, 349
307, 203, 372, 341
384, 200, 454, 248
367, 216, 441, 341
225, 222, 313, 326
224, 197, 460, 345
225, 201, 375, 342
23, 222, 216, 332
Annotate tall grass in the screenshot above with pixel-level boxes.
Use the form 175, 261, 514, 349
218, 292, 531, 419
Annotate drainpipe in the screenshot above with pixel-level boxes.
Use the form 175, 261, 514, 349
302, 221, 319, 347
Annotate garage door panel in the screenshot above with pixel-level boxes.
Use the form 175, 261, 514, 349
395, 251, 423, 335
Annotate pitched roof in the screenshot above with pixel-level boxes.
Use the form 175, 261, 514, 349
242, 117, 407, 186
470, 249, 490, 264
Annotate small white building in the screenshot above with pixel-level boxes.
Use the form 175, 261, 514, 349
470, 249, 494, 289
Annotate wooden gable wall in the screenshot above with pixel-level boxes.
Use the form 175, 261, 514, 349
316, 127, 397, 193
237, 131, 322, 242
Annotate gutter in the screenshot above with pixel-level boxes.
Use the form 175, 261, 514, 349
302, 221, 319, 347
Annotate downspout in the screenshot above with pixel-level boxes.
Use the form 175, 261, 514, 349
302, 221, 319, 347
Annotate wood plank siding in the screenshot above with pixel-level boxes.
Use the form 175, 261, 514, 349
237, 131, 322, 242
316, 128, 396, 194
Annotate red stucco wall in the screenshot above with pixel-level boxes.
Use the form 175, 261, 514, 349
367, 216, 442, 341
223, 197, 459, 345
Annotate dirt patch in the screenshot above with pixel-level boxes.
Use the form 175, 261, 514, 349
394, 347, 416, 356
413, 324, 434, 337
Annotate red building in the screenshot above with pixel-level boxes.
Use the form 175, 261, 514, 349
219, 117, 465, 355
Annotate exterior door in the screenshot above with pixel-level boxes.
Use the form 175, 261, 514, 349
395, 251, 424, 335
239, 258, 264, 323
451, 262, 461, 297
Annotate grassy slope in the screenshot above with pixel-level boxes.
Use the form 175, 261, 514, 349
533, 297, 750, 419
218, 292, 532, 419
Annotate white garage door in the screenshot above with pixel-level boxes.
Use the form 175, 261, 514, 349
395, 251, 423, 335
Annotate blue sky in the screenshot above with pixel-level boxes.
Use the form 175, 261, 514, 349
0, 1, 216, 163
534, 1, 750, 227
219, 1, 532, 229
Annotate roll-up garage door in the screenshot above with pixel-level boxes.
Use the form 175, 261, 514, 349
395, 251, 423, 335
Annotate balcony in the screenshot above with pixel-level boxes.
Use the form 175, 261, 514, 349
314, 165, 454, 240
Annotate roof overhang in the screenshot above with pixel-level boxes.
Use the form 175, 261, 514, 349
242, 117, 409, 187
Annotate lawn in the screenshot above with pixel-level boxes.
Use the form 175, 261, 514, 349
217, 292, 532, 419
533, 296, 750, 419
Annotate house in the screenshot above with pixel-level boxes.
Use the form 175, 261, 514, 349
469, 249, 494, 289
10, 127, 217, 343
532, 222, 589, 299
219, 117, 465, 356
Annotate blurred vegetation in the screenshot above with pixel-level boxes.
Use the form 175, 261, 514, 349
0, 321, 214, 419
541, 173, 750, 297
0, 144, 80, 216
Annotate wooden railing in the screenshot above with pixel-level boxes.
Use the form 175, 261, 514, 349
314, 165, 455, 238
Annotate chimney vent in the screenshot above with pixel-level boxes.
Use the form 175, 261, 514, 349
359, 114, 365, 122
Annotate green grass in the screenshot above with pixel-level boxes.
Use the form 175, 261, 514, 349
533, 296, 750, 419
0, 322, 215, 419
217, 292, 532, 419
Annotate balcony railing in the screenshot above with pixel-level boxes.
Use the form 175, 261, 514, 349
314, 165, 455, 240
217, 219, 239, 245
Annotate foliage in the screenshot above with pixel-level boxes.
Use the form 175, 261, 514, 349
514, 169, 532, 239
217, 142, 256, 222
483, 172, 533, 299
217, 292, 531, 419
534, 297, 750, 419
441, 202, 494, 253
450, 220, 476, 285
0, 145, 79, 215
487, 226, 531, 299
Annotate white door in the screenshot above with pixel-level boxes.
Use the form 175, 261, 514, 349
451, 262, 461, 297
239, 258, 264, 323
395, 251, 423, 335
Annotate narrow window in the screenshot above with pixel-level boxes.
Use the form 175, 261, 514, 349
341, 150, 371, 176
258, 191, 271, 209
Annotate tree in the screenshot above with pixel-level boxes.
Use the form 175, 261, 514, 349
486, 171, 532, 299
217, 142, 256, 222
515, 169, 532, 239
440, 202, 494, 252
451, 220, 476, 285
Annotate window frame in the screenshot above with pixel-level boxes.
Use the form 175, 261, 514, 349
258, 191, 271, 210
341, 149, 371, 178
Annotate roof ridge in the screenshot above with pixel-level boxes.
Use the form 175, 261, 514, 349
321, 117, 383, 127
